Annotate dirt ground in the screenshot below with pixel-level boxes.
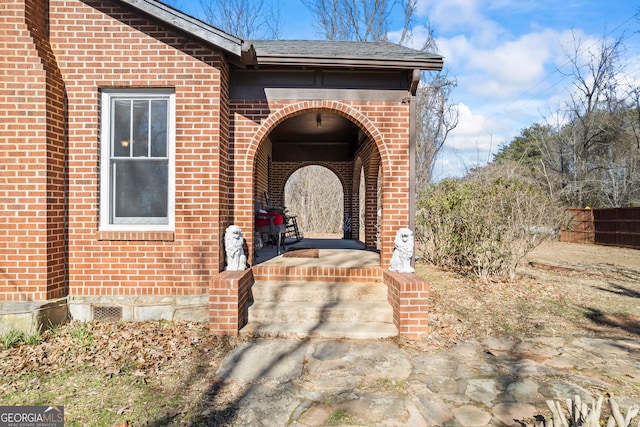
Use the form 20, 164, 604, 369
416, 240, 640, 352
526, 240, 640, 272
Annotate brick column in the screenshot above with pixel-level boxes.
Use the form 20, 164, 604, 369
209, 269, 253, 335
384, 270, 429, 339
364, 179, 379, 250
1, 0, 66, 301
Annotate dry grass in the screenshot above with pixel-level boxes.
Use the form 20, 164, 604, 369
417, 241, 640, 350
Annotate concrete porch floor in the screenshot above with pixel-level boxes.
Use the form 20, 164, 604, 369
253, 238, 380, 267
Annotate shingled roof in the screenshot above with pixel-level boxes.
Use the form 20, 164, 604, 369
115, 0, 443, 71
245, 40, 443, 71
115, 0, 242, 56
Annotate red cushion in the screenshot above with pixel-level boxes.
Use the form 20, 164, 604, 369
256, 212, 283, 228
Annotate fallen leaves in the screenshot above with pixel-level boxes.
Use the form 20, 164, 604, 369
0, 320, 236, 392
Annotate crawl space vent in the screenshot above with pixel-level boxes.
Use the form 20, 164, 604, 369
93, 306, 123, 322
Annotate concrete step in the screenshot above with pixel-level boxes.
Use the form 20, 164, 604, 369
240, 321, 398, 339
251, 280, 387, 302
242, 278, 398, 339
247, 301, 394, 323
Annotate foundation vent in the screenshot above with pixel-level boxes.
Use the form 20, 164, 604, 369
93, 306, 123, 322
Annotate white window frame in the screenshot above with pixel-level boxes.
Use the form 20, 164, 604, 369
99, 89, 176, 231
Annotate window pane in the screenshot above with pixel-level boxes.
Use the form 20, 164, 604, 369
112, 159, 168, 219
132, 100, 149, 157
150, 100, 168, 157
102, 90, 174, 230
112, 100, 131, 157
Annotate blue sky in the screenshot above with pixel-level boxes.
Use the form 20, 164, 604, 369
170, 0, 640, 180
405, 0, 640, 180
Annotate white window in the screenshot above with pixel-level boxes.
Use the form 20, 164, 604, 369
100, 89, 175, 231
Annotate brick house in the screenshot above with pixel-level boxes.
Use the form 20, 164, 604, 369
1, 0, 442, 337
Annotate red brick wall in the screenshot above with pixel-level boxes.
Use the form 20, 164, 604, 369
48, 0, 229, 297
0, 0, 66, 301
384, 270, 429, 339
209, 268, 253, 336
352, 157, 364, 241
231, 99, 412, 267
2, 0, 416, 309
217, 52, 232, 271
354, 139, 381, 249
254, 139, 272, 209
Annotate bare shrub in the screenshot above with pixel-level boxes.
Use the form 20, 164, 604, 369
416, 163, 566, 280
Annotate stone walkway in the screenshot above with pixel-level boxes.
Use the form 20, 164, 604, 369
213, 336, 640, 426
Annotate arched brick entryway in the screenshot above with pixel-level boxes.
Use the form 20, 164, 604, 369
234, 101, 408, 265
218, 77, 431, 338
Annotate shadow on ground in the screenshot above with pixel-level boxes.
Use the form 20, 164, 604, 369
583, 307, 640, 337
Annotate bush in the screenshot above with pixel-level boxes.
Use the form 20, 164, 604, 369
416, 171, 565, 280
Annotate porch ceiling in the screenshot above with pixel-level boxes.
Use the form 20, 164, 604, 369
270, 112, 361, 162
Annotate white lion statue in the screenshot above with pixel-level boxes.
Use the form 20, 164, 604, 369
389, 228, 415, 273
224, 225, 247, 271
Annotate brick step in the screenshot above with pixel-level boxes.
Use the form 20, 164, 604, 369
246, 301, 394, 323
240, 321, 398, 339
251, 264, 383, 283
250, 280, 387, 302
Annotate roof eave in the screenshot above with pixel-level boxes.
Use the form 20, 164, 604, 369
115, 0, 242, 57
252, 55, 444, 71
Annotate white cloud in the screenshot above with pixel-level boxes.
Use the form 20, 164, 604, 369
415, 0, 483, 33
435, 34, 473, 61
446, 103, 500, 152
415, 0, 510, 45
438, 29, 577, 102
471, 34, 551, 85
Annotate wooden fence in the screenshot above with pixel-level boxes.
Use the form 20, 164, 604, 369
561, 207, 640, 249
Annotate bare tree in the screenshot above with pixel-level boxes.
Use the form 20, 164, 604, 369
415, 68, 458, 189
303, 2, 457, 189
302, 0, 416, 44
626, 85, 640, 150
412, 24, 458, 189
545, 34, 636, 207
285, 166, 344, 235
199, 0, 282, 39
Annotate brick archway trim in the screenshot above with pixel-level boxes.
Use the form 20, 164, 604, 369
246, 100, 388, 168
281, 161, 347, 193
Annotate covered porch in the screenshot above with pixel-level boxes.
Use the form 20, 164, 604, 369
220, 40, 440, 339
230, 40, 443, 270
253, 237, 375, 266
